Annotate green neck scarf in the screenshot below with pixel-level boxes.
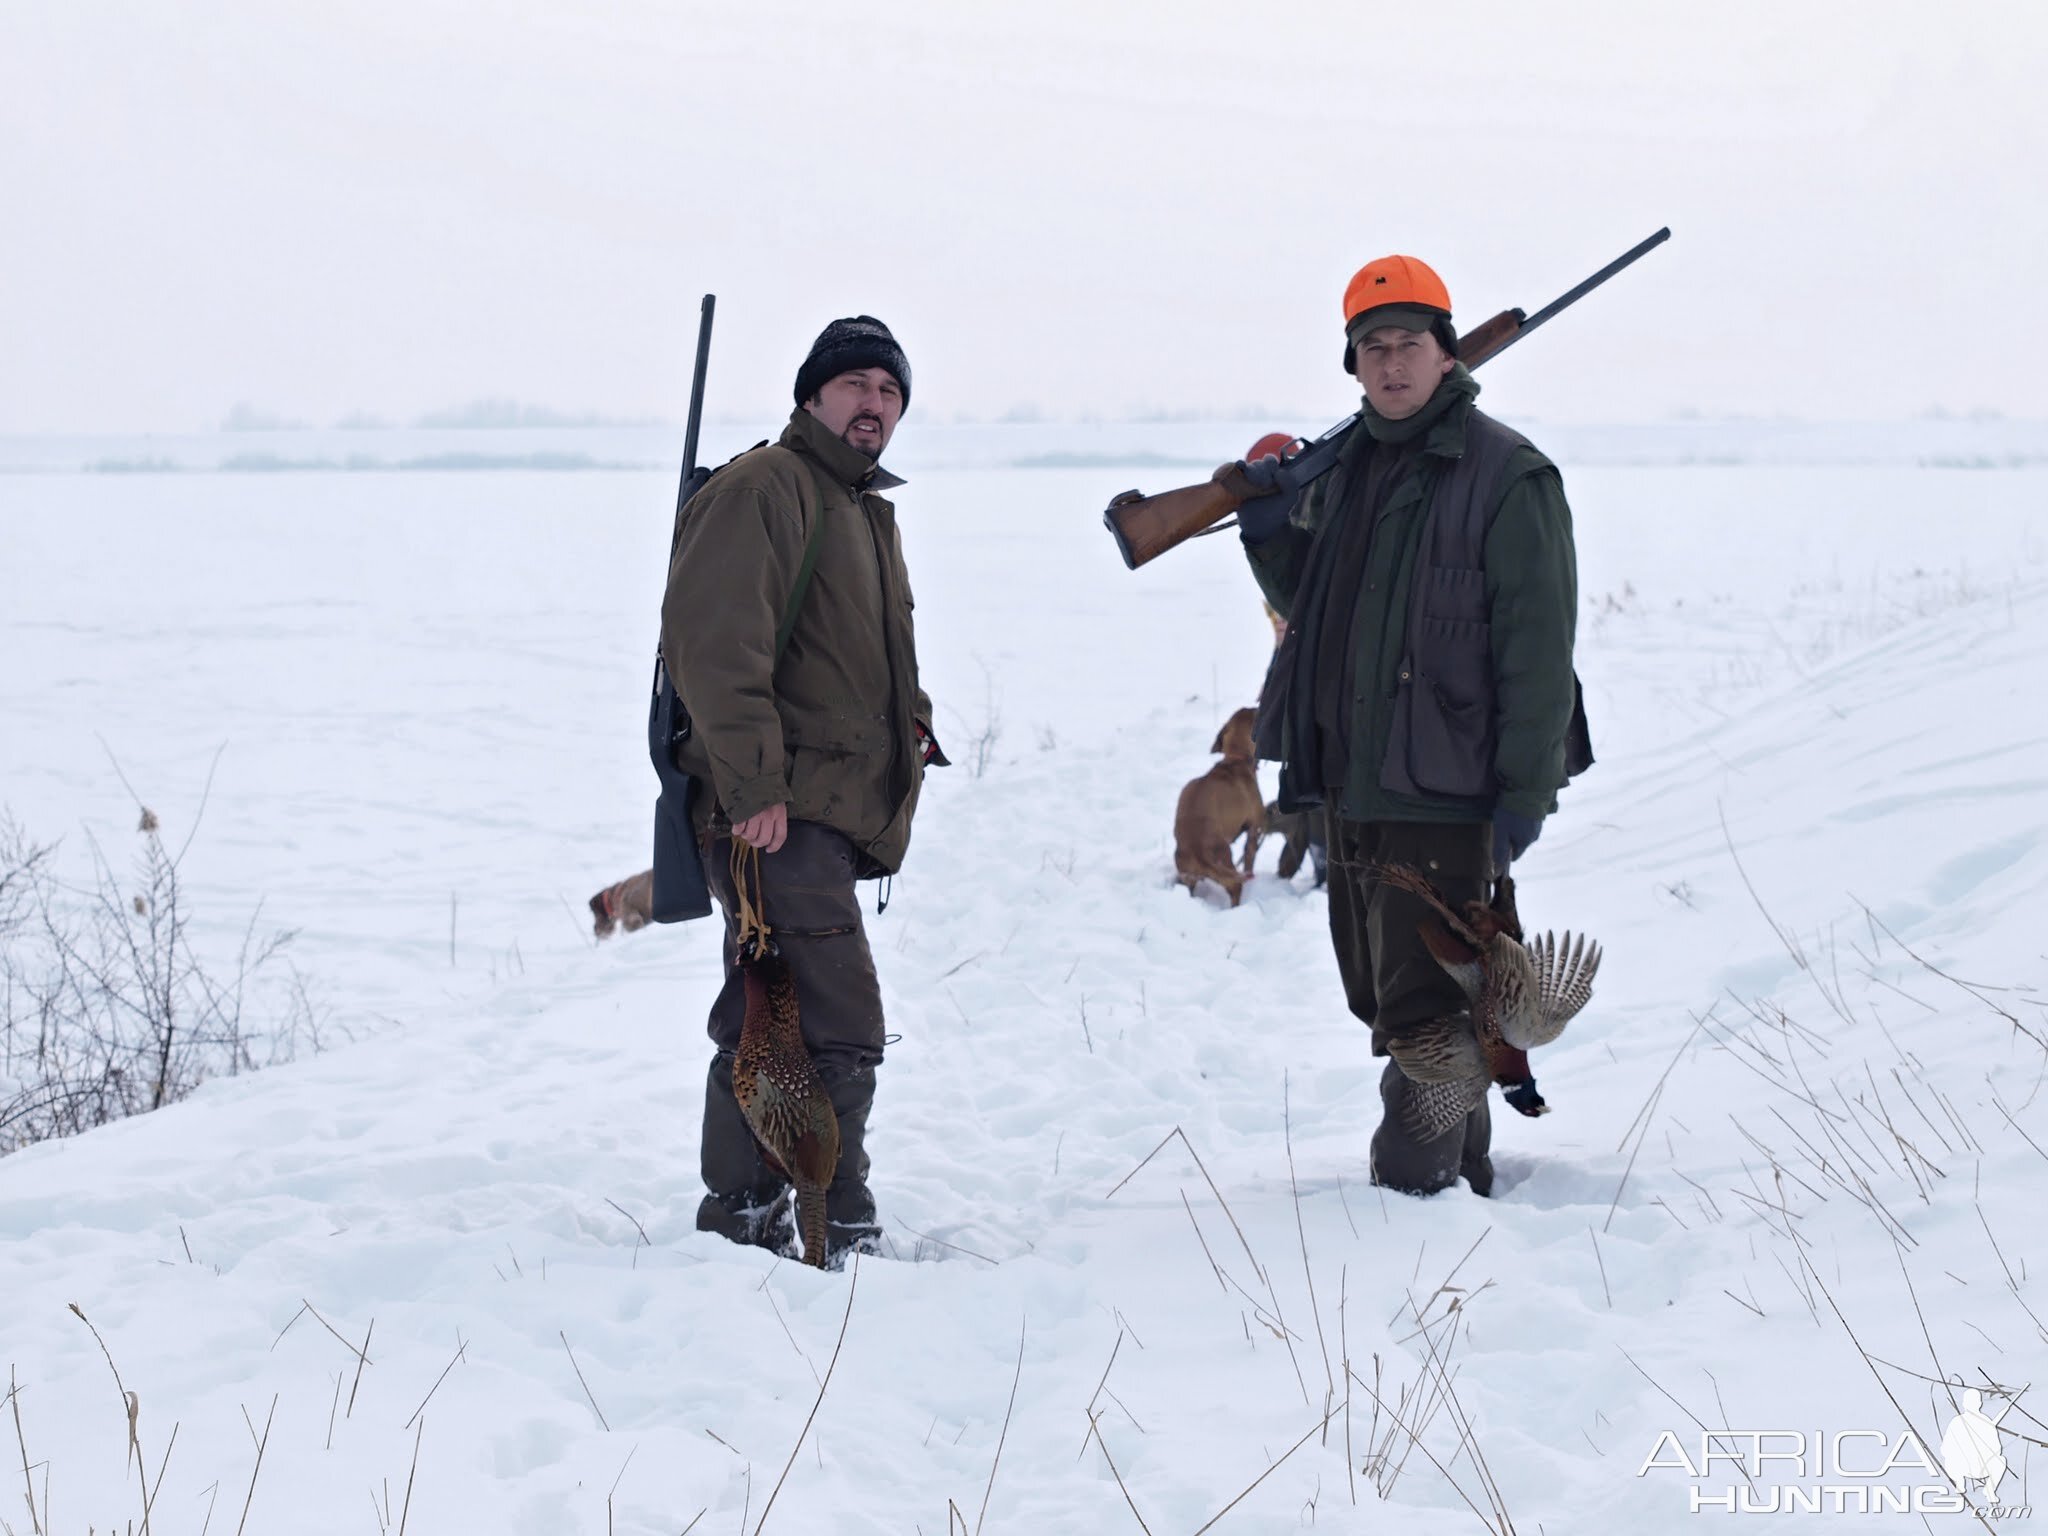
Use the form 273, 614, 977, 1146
1360, 362, 1479, 447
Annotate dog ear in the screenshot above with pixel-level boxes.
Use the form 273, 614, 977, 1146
1210, 724, 1227, 754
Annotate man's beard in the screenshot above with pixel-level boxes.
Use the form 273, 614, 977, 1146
841, 415, 885, 458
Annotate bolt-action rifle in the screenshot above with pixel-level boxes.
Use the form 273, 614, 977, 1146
1102, 228, 1671, 570
646, 294, 718, 923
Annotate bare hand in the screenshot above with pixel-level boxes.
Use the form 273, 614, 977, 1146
733, 803, 788, 854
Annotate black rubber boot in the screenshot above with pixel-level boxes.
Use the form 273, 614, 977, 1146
821, 1061, 881, 1264
695, 1186, 796, 1256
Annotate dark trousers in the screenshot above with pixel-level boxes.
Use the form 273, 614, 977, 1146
698, 821, 884, 1244
1325, 815, 1495, 1196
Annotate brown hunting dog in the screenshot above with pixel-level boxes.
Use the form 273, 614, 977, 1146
589, 869, 654, 939
1174, 707, 1265, 906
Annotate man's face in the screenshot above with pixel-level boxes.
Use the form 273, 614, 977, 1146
1352, 324, 1454, 420
804, 367, 904, 458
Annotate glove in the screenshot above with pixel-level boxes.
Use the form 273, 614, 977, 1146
1218, 455, 1301, 546
1500, 1079, 1549, 1117
1491, 807, 1543, 873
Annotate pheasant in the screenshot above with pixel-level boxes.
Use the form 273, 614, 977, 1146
1370, 865, 1602, 1140
732, 935, 842, 1267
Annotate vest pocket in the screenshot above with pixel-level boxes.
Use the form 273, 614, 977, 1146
1426, 564, 1488, 623
1406, 616, 1496, 798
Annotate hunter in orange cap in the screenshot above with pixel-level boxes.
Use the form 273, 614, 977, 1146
1229, 253, 1590, 1202
1340, 254, 1458, 375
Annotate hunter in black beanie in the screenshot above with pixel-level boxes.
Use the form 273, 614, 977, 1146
793, 316, 912, 413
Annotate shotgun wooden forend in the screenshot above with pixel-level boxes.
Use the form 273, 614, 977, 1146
1455, 307, 1526, 368
1104, 476, 1244, 570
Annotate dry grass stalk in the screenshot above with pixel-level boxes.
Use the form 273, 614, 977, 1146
296, 1301, 372, 1368
1402, 1293, 1513, 1528
7, 1365, 39, 1536
1347, 1363, 1504, 1532
761, 1288, 820, 1388
404, 1337, 468, 1430
1617, 1349, 1758, 1498
143, 1421, 180, 1532
560, 1332, 610, 1433
346, 1318, 376, 1419
1587, 1225, 1612, 1308
904, 1228, 999, 1265
1105, 1127, 1259, 1273
605, 1444, 637, 1536
1179, 1190, 1228, 1294
233, 1395, 275, 1536
1605, 1082, 1661, 1233
1339, 1268, 1355, 1507
65, 1302, 150, 1534
1106, 1124, 1310, 1403
974, 1318, 1026, 1535
1076, 1329, 1125, 1461
753, 1253, 860, 1536
1282, 1074, 1336, 1412
1188, 1405, 1335, 1535
1085, 1416, 1152, 1534
1855, 897, 2033, 1040
1796, 1250, 1999, 1534
604, 1198, 653, 1269
394, 1417, 422, 1536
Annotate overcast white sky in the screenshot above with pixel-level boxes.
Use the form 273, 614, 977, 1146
3, 1, 2043, 432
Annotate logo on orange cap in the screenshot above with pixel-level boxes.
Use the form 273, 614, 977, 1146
1342, 255, 1452, 327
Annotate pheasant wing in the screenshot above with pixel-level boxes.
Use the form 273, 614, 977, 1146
1396, 1072, 1490, 1143
1514, 930, 1602, 1048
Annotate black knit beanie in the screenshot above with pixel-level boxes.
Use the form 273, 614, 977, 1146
793, 316, 911, 412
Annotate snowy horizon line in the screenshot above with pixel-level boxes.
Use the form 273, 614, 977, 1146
2, 402, 2041, 441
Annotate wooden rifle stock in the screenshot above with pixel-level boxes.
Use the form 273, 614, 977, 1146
1102, 225, 1670, 570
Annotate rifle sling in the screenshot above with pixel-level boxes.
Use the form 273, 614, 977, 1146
773, 508, 828, 664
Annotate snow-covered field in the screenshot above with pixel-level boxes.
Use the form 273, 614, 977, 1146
2, 430, 2046, 1532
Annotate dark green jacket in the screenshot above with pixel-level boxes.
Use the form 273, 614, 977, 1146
662, 408, 934, 875
1247, 376, 1578, 825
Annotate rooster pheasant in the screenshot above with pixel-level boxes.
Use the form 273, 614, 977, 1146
731, 937, 842, 1268
1371, 865, 1602, 1141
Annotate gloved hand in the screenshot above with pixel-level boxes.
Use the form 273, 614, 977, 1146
1500, 1079, 1549, 1117
1218, 455, 1301, 545
1491, 807, 1543, 873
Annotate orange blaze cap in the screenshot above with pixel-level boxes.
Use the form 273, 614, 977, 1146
1341, 254, 1452, 327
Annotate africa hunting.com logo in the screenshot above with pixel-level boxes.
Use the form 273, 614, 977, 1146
1639, 1385, 2032, 1518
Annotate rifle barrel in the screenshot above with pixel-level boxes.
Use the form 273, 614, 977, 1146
679, 293, 716, 506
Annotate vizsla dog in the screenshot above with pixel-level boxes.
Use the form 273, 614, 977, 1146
1174, 707, 1265, 906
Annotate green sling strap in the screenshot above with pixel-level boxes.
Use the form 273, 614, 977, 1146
772, 508, 828, 664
